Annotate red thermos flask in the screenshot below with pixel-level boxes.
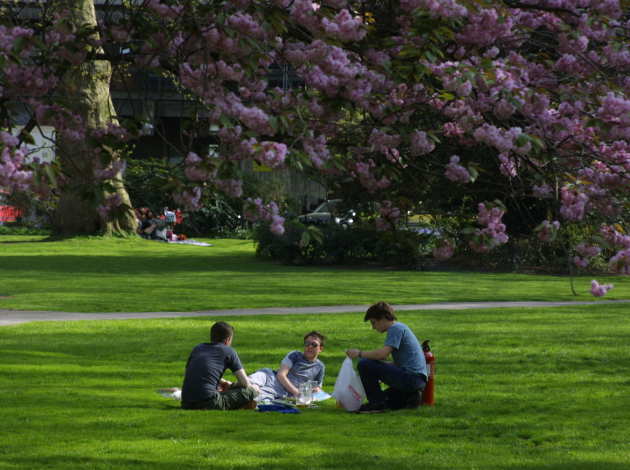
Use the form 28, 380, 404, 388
421, 340, 436, 406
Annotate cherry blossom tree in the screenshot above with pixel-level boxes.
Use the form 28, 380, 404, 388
1, 0, 628, 294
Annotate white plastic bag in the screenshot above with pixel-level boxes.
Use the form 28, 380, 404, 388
332, 357, 366, 411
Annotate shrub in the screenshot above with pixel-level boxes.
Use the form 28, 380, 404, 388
0, 225, 50, 236
253, 220, 428, 267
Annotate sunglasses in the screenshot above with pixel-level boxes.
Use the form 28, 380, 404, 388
304, 341, 320, 348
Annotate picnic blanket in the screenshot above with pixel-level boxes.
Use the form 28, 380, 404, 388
167, 239, 213, 247
256, 403, 300, 414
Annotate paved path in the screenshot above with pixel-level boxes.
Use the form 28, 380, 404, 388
1, 299, 629, 326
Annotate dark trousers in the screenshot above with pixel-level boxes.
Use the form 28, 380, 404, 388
182, 386, 256, 410
357, 358, 426, 409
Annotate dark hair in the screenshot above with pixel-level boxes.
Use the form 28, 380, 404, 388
304, 331, 326, 347
210, 321, 234, 343
364, 302, 397, 322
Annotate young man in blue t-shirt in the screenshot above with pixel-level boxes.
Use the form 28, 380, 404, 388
346, 302, 427, 414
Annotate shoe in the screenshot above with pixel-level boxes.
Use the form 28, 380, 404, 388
240, 400, 257, 410
157, 388, 181, 400
406, 390, 423, 409
356, 402, 387, 414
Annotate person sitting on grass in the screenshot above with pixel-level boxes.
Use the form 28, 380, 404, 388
179, 321, 258, 410
159, 331, 326, 403
247, 331, 326, 402
346, 302, 427, 414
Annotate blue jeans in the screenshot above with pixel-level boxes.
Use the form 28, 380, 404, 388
357, 359, 426, 408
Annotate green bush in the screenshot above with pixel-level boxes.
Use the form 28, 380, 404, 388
0, 224, 50, 236
253, 221, 428, 267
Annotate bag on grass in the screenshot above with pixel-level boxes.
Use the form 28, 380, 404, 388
332, 357, 366, 412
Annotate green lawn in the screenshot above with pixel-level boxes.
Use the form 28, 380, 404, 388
1, 304, 629, 469
1, 236, 628, 313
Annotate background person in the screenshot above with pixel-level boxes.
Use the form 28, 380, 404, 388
346, 302, 427, 413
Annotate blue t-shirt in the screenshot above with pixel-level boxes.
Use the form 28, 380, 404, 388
384, 322, 427, 377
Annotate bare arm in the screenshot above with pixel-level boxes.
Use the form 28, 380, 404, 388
233, 368, 250, 388
346, 346, 393, 361
276, 364, 299, 397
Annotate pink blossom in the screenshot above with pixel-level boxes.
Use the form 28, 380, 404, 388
0, 141, 33, 192
535, 220, 560, 242
443, 122, 465, 137
600, 225, 630, 249
609, 249, 630, 274
0, 25, 33, 52
376, 200, 401, 230
456, 81, 472, 97
146, 0, 183, 18
0, 132, 19, 147
368, 129, 401, 162
469, 202, 508, 252
173, 187, 203, 211
445, 155, 471, 183
228, 12, 266, 39
243, 198, 285, 236
532, 184, 553, 199
576, 243, 601, 259
457, 8, 512, 47
473, 124, 523, 154
433, 239, 455, 260
498, 153, 517, 178
238, 105, 272, 134
559, 188, 589, 221
270, 215, 286, 235
185, 152, 202, 165
303, 135, 331, 169
216, 179, 243, 198
94, 160, 126, 181
321, 10, 366, 42
573, 256, 589, 269
258, 142, 288, 168
410, 131, 435, 156
590, 280, 614, 297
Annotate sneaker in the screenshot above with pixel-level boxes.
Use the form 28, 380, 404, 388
406, 390, 423, 409
240, 400, 257, 410
157, 388, 181, 400
356, 402, 387, 414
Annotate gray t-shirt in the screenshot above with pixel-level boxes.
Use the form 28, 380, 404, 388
248, 351, 325, 400
385, 322, 427, 377
181, 342, 243, 403
281, 351, 325, 389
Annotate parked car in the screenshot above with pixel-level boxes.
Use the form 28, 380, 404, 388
298, 199, 356, 228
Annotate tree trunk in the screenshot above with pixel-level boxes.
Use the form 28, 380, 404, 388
51, 0, 137, 236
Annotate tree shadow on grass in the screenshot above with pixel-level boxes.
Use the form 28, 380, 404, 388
0, 237, 54, 244
511, 464, 629, 470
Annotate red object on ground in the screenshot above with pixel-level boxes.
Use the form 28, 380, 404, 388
421, 340, 436, 406
0, 205, 22, 223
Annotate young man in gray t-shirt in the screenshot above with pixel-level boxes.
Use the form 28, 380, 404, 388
346, 302, 427, 413
248, 331, 326, 401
